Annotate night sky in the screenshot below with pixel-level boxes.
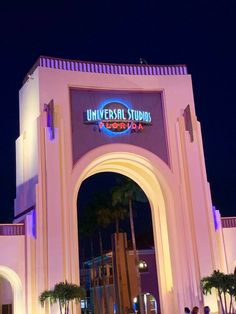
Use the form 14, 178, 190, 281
0, 1, 235, 222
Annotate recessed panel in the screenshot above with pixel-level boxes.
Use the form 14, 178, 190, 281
70, 89, 169, 165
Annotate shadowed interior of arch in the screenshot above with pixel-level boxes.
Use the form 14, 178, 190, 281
77, 172, 161, 314
0, 266, 23, 314
71, 147, 174, 313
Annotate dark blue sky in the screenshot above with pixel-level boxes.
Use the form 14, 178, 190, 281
0, 0, 235, 222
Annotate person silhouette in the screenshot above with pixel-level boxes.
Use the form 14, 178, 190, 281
204, 306, 210, 314
184, 307, 191, 313
191, 306, 199, 314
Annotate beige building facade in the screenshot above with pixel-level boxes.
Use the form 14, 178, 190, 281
0, 56, 235, 314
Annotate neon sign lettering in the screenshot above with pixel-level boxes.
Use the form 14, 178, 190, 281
84, 99, 152, 136
99, 121, 144, 130
86, 108, 151, 123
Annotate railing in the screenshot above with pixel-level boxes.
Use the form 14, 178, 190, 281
24, 56, 188, 83
39, 56, 188, 76
0, 224, 25, 236
221, 217, 236, 228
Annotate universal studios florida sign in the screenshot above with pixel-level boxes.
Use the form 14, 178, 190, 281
84, 100, 152, 136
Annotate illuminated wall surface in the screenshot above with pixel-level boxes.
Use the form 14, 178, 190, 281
0, 56, 235, 314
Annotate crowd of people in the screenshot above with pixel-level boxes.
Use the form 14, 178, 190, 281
184, 305, 210, 314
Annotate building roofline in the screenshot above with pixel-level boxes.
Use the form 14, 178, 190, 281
23, 55, 188, 84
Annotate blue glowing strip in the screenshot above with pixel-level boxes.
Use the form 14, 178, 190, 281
212, 206, 219, 230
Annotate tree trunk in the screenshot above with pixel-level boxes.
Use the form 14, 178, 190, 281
59, 301, 63, 314
229, 294, 233, 314
115, 218, 119, 235
91, 238, 98, 314
128, 197, 144, 314
223, 292, 228, 314
115, 218, 124, 311
123, 234, 133, 312
218, 289, 225, 314
98, 230, 109, 314
115, 231, 125, 314
81, 249, 87, 314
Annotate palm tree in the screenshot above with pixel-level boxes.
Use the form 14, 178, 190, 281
110, 191, 129, 234
85, 190, 130, 314
86, 192, 112, 314
108, 188, 129, 314
39, 281, 86, 314
79, 207, 99, 314
201, 270, 236, 314
112, 176, 147, 314
79, 178, 148, 314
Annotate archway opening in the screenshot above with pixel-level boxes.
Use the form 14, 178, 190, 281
0, 266, 23, 314
0, 276, 13, 314
72, 148, 174, 314
77, 172, 160, 314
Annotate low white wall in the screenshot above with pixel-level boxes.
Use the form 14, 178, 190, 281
222, 228, 236, 273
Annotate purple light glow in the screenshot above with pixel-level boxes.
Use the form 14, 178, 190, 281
212, 206, 220, 230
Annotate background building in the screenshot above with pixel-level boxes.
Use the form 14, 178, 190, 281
81, 234, 159, 314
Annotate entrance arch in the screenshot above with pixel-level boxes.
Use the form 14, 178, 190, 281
0, 266, 24, 314
71, 144, 177, 313
13, 57, 223, 313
